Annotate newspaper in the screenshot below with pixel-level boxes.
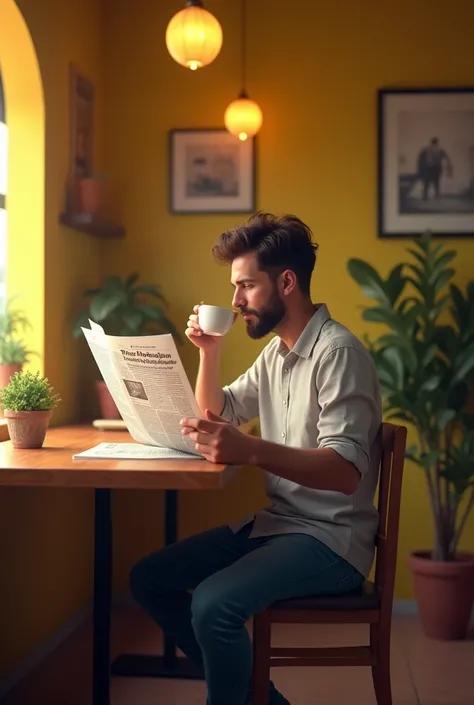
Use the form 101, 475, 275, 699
79, 320, 202, 458
73, 442, 197, 460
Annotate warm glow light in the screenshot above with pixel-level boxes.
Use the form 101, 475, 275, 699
165, 0, 223, 70
0, 208, 6, 311
224, 94, 263, 141
0, 122, 7, 196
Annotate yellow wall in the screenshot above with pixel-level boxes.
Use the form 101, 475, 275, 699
102, 0, 474, 599
2, 0, 474, 683
0, 0, 104, 678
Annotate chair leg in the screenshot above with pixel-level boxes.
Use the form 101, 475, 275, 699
251, 612, 271, 705
370, 623, 392, 705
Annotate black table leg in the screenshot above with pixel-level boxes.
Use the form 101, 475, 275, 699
93, 488, 112, 705
110, 489, 203, 680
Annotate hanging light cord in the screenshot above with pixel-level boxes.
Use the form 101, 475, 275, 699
240, 0, 247, 98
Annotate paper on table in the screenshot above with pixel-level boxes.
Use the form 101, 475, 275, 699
80, 320, 203, 458
73, 442, 198, 460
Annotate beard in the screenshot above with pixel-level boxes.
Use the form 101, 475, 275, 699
240, 289, 286, 339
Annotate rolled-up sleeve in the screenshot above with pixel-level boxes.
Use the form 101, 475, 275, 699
315, 345, 381, 476
220, 353, 261, 425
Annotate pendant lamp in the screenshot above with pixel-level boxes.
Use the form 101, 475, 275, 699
224, 0, 262, 141
165, 0, 223, 71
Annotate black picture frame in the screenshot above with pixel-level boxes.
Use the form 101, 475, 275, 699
169, 128, 256, 214
378, 87, 474, 238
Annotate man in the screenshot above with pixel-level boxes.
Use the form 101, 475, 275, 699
417, 137, 452, 200
130, 212, 382, 705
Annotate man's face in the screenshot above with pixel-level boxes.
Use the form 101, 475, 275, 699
230, 253, 286, 339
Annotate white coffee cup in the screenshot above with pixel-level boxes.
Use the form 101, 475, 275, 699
198, 304, 236, 337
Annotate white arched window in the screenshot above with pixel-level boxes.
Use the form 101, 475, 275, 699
0, 70, 7, 312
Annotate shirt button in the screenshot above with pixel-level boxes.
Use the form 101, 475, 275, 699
284, 368, 289, 373
282, 400, 287, 405
281, 432, 286, 438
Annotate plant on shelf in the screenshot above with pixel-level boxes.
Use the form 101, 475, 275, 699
77, 172, 109, 216
0, 299, 35, 388
72, 273, 181, 419
347, 232, 474, 641
0, 370, 61, 449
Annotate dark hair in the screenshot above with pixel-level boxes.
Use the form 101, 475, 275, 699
212, 211, 318, 296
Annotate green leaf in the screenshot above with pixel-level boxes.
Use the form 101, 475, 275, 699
136, 287, 168, 306
381, 346, 405, 389
121, 310, 143, 333
421, 344, 438, 367
428, 295, 450, 322
89, 292, 123, 322
72, 312, 92, 338
405, 443, 423, 465
347, 259, 390, 305
452, 343, 474, 383
431, 250, 456, 278
362, 307, 392, 324
420, 375, 442, 392
125, 272, 140, 289
420, 450, 439, 470
432, 267, 456, 293
138, 305, 165, 321
449, 283, 467, 328
437, 408, 456, 431
447, 383, 469, 411
386, 263, 406, 305
407, 247, 427, 267
102, 275, 124, 294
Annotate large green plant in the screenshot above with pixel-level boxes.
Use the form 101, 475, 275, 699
72, 273, 181, 342
348, 233, 474, 562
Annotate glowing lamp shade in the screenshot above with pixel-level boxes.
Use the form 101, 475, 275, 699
165, 1, 223, 71
224, 95, 263, 141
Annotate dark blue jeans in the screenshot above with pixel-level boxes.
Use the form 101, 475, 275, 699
129, 521, 364, 705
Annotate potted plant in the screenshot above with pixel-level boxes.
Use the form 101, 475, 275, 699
347, 232, 474, 640
0, 370, 61, 449
77, 172, 108, 216
73, 273, 181, 419
0, 299, 35, 388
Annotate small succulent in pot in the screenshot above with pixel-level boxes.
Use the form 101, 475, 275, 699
0, 371, 61, 449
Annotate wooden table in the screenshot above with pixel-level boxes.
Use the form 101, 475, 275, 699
0, 425, 238, 705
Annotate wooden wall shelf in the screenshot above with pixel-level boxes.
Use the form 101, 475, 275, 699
59, 212, 125, 239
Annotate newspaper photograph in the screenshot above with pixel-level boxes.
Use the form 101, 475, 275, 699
81, 321, 202, 457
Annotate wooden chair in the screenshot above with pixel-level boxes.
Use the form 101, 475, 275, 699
251, 422, 407, 705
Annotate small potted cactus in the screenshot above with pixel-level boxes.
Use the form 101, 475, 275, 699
0, 371, 61, 449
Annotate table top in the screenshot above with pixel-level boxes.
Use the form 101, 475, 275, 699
0, 425, 238, 490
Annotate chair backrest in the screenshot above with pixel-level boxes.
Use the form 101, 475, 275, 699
373, 422, 407, 616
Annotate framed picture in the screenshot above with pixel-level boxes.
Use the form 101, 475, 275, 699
169, 129, 256, 214
378, 87, 474, 238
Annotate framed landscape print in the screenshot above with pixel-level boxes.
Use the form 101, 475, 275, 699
378, 87, 474, 238
169, 129, 256, 214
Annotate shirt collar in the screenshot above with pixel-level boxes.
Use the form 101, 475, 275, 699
277, 303, 331, 359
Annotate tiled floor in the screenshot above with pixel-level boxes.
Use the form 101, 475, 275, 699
2, 605, 473, 704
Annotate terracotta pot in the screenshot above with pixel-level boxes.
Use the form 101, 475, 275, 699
0, 363, 22, 388
4, 409, 52, 449
96, 380, 121, 420
78, 178, 104, 214
408, 550, 474, 640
